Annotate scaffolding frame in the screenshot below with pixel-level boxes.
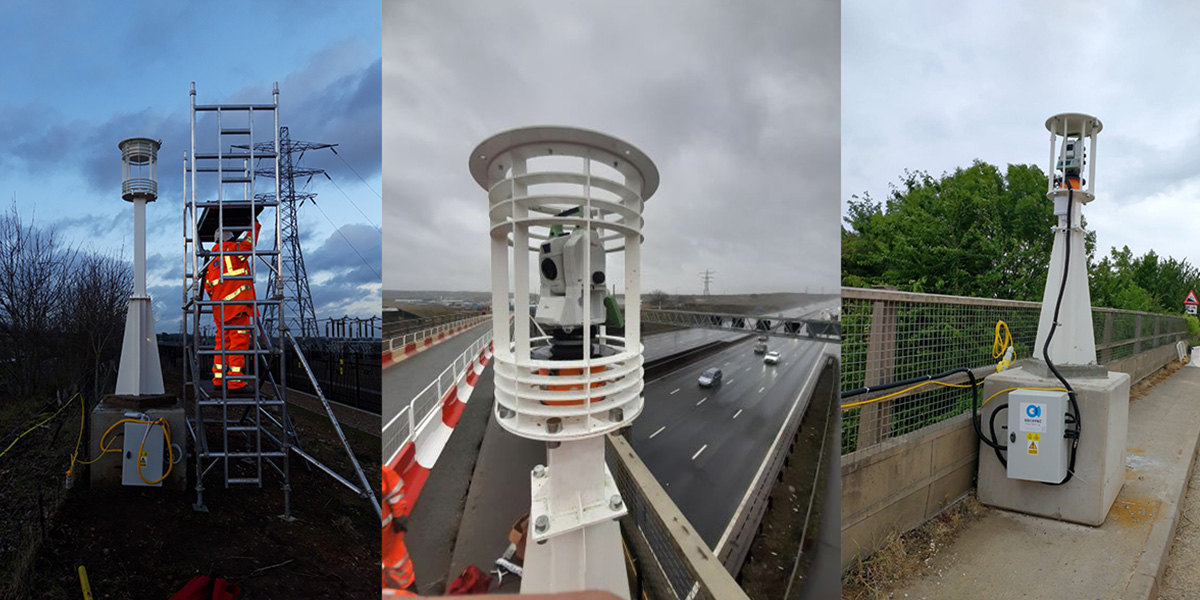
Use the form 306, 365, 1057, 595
183, 83, 379, 520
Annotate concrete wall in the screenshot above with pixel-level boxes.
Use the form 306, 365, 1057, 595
840, 342, 1183, 571
1107, 343, 1181, 387
840, 413, 976, 571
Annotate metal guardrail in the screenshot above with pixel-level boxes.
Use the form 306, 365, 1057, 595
841, 287, 1188, 455
383, 314, 492, 355
382, 330, 493, 465
607, 434, 749, 600
642, 308, 840, 340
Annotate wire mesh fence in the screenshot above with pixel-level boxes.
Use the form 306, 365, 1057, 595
841, 287, 1188, 455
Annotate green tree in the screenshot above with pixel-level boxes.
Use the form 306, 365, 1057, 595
843, 161, 1087, 300
841, 160, 1200, 315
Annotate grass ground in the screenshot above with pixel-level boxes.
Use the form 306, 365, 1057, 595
0, 393, 81, 599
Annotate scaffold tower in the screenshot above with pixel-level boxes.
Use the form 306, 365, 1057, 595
183, 83, 378, 519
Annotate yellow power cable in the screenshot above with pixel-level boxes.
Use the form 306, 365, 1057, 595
66, 393, 86, 480
0, 393, 172, 486
992, 321, 1012, 359
77, 417, 173, 485
0, 394, 81, 461
841, 378, 982, 409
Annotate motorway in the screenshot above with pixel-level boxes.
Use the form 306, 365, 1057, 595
642, 327, 745, 362
397, 305, 835, 591
631, 334, 831, 546
385, 322, 742, 427
776, 296, 840, 319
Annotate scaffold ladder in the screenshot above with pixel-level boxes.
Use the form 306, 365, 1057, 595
183, 83, 379, 520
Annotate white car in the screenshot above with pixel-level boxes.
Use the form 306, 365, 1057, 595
764, 351, 781, 365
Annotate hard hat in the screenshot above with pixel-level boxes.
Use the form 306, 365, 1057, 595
221, 230, 235, 242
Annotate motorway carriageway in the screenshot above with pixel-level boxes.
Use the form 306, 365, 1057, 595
387, 319, 828, 549
630, 334, 830, 548
384, 322, 741, 428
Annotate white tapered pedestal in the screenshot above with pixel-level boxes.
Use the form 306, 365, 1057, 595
115, 297, 164, 396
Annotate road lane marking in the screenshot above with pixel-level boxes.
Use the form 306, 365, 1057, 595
726, 378, 735, 384
649, 426, 666, 439
696, 397, 707, 406
644, 336, 759, 386
716, 344, 826, 554
670, 388, 680, 395
692, 444, 708, 460
759, 386, 765, 393
732, 409, 743, 419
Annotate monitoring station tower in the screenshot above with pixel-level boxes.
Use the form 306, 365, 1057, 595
977, 113, 1130, 525
88, 137, 187, 491
472, 126, 658, 597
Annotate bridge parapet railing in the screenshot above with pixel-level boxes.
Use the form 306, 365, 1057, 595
841, 287, 1188, 455
607, 434, 749, 600
383, 329, 493, 464
383, 313, 492, 355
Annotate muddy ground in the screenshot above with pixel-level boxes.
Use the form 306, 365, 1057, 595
1, 379, 380, 599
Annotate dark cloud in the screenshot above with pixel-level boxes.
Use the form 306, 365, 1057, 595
275, 221, 384, 320
383, 0, 841, 294
306, 223, 382, 288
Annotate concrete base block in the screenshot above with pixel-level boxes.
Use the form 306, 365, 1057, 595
978, 366, 1129, 525
89, 398, 187, 491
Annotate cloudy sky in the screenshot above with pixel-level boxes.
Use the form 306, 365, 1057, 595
0, 1, 381, 332
845, 1, 1200, 276
384, 0, 840, 297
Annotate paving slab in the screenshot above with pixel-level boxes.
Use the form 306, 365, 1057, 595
888, 367, 1200, 600
1159, 377, 1200, 599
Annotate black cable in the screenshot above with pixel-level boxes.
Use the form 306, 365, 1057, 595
988, 403, 1009, 468
843, 367, 1005, 453
841, 368, 973, 399
1041, 187, 1082, 486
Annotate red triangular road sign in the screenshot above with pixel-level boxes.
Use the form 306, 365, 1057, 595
1186, 290, 1199, 305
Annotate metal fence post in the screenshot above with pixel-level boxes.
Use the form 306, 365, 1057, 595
1101, 312, 1114, 363
1134, 315, 1144, 355
857, 298, 897, 448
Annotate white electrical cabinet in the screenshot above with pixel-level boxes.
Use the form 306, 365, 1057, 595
1006, 389, 1070, 483
122, 421, 164, 487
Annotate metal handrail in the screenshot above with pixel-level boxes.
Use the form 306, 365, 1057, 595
383, 329, 493, 465
383, 314, 492, 354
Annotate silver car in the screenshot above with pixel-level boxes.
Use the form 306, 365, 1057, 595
698, 367, 723, 387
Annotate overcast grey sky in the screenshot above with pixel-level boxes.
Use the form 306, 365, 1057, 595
844, 1, 1200, 279
384, 0, 840, 296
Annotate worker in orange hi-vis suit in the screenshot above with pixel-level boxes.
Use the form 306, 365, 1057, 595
204, 221, 261, 391
382, 465, 416, 592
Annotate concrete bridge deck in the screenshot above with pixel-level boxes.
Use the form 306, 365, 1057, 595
886, 366, 1200, 600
